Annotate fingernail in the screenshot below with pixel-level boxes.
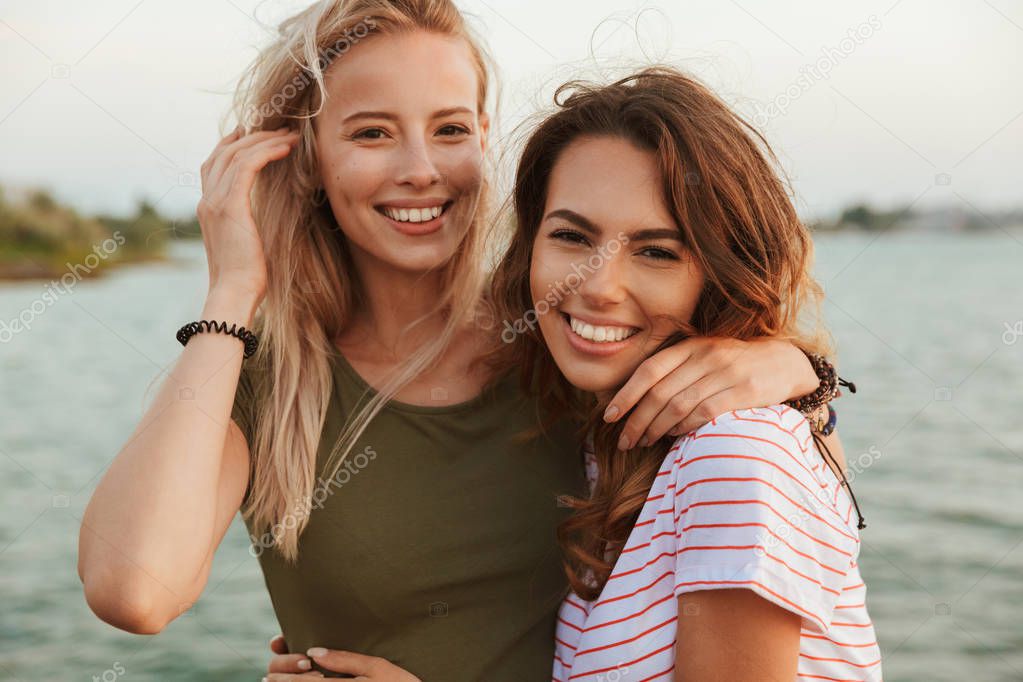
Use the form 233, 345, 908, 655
603, 405, 620, 422
637, 436, 649, 447
297, 658, 311, 670
617, 434, 630, 451
307, 647, 327, 657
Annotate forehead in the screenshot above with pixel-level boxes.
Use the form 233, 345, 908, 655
321, 30, 480, 117
546, 135, 672, 228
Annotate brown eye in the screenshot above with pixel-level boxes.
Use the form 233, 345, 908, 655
550, 229, 589, 245
638, 246, 680, 261
437, 124, 470, 136
353, 128, 387, 140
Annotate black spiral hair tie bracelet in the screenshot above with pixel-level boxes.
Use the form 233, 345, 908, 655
176, 319, 259, 358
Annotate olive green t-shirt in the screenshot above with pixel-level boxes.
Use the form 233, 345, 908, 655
231, 345, 586, 680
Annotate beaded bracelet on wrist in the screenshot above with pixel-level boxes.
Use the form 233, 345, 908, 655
784, 353, 855, 412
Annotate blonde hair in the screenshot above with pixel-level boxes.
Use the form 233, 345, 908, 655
230, 0, 493, 562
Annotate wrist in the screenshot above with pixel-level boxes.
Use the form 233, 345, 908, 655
785, 351, 841, 416
203, 285, 263, 328
790, 344, 821, 397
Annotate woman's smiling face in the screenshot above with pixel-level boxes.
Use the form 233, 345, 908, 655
529, 135, 706, 394
314, 30, 488, 274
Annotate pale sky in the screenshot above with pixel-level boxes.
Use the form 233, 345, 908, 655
1, 0, 1020, 220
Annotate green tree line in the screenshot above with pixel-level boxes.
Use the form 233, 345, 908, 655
0, 184, 200, 280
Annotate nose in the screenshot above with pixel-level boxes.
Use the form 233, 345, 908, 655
393, 137, 443, 189
575, 248, 627, 307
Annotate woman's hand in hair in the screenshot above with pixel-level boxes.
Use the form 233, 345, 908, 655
198, 125, 299, 301
603, 337, 819, 449
264, 634, 421, 681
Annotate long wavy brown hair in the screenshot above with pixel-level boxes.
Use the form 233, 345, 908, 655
486, 67, 833, 600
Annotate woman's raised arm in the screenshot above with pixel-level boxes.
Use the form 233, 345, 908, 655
77, 126, 296, 634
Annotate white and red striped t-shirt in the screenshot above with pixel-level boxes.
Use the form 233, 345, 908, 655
554, 405, 882, 681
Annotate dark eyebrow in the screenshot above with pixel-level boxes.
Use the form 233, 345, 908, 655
543, 209, 683, 242
341, 106, 474, 125
630, 228, 684, 242
543, 209, 599, 235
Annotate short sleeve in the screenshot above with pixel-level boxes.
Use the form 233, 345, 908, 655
670, 406, 860, 634
230, 361, 260, 507
230, 362, 256, 446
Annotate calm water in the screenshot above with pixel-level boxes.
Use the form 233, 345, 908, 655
1, 233, 1021, 681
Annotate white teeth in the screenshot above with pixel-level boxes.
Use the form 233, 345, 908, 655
382, 205, 446, 223
568, 315, 637, 343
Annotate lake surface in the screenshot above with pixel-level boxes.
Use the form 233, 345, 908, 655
1, 232, 1021, 681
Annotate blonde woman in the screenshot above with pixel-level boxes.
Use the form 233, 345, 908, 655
78, 2, 836, 680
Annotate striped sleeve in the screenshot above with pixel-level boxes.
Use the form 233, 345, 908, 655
670, 406, 860, 634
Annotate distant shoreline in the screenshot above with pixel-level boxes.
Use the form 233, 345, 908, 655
0, 250, 178, 282
2, 186, 1019, 282
0, 185, 201, 283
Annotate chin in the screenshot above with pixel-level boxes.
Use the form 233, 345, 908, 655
368, 223, 464, 272
390, 243, 459, 272
553, 357, 633, 395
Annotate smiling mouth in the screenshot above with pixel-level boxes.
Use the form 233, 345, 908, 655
375, 201, 453, 224
562, 312, 640, 343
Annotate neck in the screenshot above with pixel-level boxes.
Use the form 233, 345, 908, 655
342, 254, 452, 360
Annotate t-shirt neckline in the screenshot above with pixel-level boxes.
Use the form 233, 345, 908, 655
329, 344, 503, 416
